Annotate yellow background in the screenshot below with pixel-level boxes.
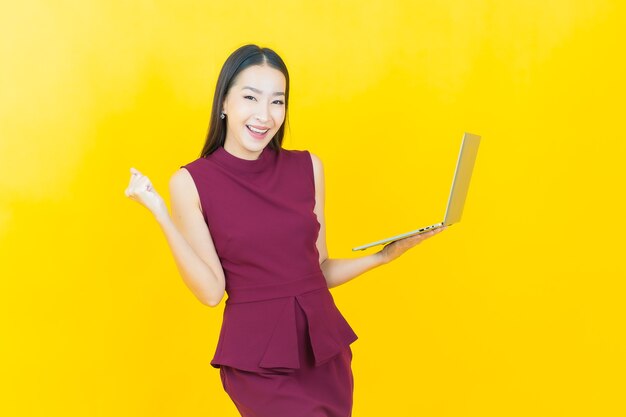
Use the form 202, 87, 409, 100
1, 1, 625, 415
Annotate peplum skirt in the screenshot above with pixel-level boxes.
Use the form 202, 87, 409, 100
219, 297, 355, 417
211, 272, 358, 373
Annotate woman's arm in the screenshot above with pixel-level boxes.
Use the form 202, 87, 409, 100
309, 152, 446, 289
160, 169, 226, 306
125, 167, 225, 306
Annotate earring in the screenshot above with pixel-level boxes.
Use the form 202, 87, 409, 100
220, 112, 226, 119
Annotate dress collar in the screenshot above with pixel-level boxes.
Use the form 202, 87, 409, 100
210, 145, 276, 174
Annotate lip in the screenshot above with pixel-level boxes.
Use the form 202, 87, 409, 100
246, 124, 270, 140
247, 124, 271, 130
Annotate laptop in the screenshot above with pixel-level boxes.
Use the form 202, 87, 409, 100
352, 132, 481, 251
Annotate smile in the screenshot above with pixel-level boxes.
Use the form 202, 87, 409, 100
246, 125, 270, 134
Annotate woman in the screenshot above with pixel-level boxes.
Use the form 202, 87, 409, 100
125, 44, 446, 417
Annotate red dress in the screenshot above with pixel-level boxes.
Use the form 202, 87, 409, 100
180, 145, 359, 416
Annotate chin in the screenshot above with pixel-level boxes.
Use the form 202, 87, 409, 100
244, 136, 272, 149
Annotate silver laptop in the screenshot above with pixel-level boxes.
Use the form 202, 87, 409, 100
352, 132, 481, 251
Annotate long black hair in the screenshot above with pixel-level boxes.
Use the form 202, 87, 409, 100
200, 44, 290, 158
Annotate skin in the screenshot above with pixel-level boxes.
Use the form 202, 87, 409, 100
125, 64, 447, 307
220, 64, 286, 160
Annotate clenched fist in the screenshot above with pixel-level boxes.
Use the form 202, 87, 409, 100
124, 167, 168, 219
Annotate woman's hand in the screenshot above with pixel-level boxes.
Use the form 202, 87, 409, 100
377, 226, 447, 264
124, 167, 168, 219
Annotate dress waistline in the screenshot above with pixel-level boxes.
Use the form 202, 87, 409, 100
225, 271, 328, 304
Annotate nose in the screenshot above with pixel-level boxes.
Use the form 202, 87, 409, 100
255, 102, 270, 122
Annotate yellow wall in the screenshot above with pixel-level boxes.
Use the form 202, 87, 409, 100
1, 1, 624, 415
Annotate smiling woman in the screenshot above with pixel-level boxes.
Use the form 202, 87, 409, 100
125, 43, 446, 417
219, 65, 287, 158
200, 45, 290, 161
173, 45, 359, 417
240, 85, 286, 139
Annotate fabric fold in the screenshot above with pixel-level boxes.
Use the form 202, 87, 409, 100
258, 297, 300, 372
210, 274, 358, 373
296, 288, 359, 366
255, 288, 358, 371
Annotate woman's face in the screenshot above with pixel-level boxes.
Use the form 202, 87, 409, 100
222, 64, 286, 160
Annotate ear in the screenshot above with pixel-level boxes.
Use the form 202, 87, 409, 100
221, 95, 228, 116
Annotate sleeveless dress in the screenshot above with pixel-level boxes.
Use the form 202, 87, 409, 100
180, 145, 359, 417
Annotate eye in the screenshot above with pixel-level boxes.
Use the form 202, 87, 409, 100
244, 95, 256, 101
273, 100, 284, 105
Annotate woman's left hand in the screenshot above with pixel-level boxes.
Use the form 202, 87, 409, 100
377, 226, 447, 264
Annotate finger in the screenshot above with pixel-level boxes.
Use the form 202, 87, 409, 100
401, 235, 425, 246
402, 234, 422, 242
130, 168, 142, 182
129, 168, 142, 180
406, 233, 426, 242
127, 177, 145, 195
426, 227, 446, 237
422, 230, 438, 239
144, 178, 154, 192
128, 173, 143, 189
135, 176, 149, 188
136, 176, 154, 193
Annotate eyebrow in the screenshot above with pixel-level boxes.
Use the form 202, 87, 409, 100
241, 86, 285, 96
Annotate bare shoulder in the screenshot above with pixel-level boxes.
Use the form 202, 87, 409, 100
169, 168, 200, 210
307, 151, 325, 200
169, 168, 195, 194
307, 151, 324, 177
170, 167, 193, 186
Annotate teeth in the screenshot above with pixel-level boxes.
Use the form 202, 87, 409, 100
248, 125, 269, 134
